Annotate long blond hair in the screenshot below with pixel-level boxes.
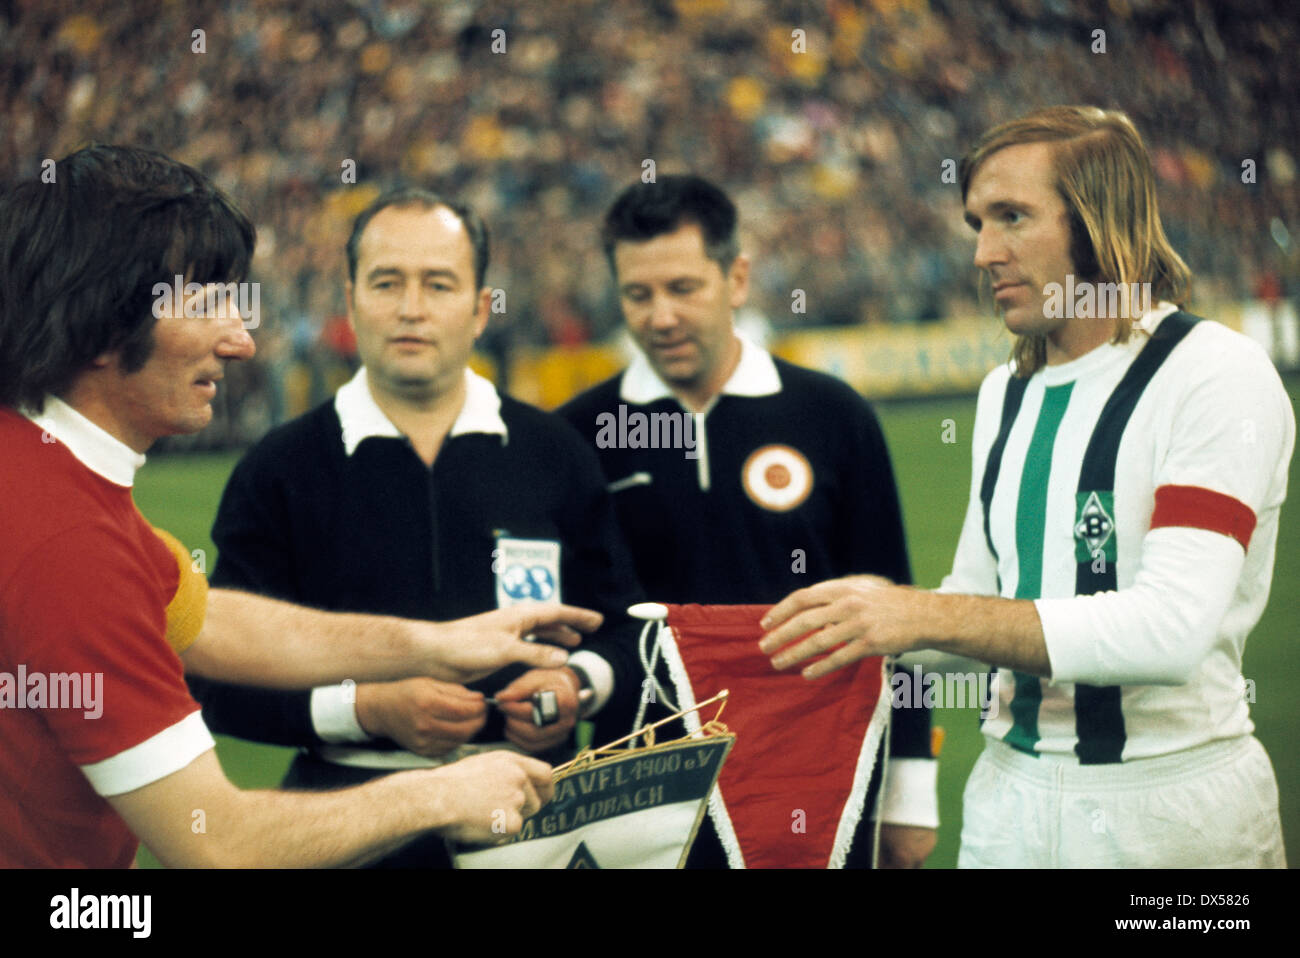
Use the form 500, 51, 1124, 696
959, 106, 1192, 376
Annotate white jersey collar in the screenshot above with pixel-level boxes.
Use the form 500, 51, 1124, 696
1135, 300, 1181, 334
24, 396, 146, 488
1039, 301, 1181, 386
619, 333, 782, 406
335, 366, 508, 457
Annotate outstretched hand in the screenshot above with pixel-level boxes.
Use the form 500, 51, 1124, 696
429, 751, 555, 844
419, 603, 603, 684
759, 575, 922, 679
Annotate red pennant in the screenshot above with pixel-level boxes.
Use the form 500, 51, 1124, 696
664, 604, 886, 868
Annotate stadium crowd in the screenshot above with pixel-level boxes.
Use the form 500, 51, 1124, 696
3, 0, 1296, 441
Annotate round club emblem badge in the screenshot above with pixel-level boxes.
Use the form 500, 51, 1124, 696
741, 444, 813, 512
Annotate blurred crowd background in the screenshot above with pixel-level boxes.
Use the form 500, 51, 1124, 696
3, 0, 1297, 445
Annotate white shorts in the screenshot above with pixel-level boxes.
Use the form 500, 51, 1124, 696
958, 735, 1285, 868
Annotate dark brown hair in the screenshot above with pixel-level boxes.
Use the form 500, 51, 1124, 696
0, 144, 255, 411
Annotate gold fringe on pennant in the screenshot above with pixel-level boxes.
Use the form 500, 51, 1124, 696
552, 689, 730, 776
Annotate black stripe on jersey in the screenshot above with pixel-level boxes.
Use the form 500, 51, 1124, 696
1073, 311, 1200, 764
980, 374, 1029, 594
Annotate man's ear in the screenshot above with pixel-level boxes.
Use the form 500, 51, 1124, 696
727, 253, 751, 310
344, 280, 356, 330
473, 286, 492, 338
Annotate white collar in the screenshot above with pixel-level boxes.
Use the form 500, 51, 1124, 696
619, 333, 782, 406
1039, 300, 1182, 386
334, 366, 508, 457
24, 396, 146, 488
1135, 299, 1181, 334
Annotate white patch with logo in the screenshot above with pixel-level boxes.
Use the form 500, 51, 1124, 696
741, 445, 813, 512
495, 538, 561, 608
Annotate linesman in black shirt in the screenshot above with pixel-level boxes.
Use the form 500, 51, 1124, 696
559, 175, 938, 868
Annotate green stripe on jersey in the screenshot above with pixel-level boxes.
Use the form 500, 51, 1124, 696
1005, 382, 1074, 756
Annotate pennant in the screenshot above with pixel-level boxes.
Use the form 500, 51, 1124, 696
655, 603, 889, 868
453, 732, 733, 869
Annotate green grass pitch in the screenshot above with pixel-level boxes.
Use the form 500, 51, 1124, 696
131, 376, 1300, 868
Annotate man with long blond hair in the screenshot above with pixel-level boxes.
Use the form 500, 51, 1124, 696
760, 106, 1293, 867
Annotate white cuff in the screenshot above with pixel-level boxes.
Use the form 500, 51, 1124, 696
310, 683, 371, 743
566, 650, 614, 714
1035, 595, 1102, 686
82, 710, 215, 797
878, 757, 940, 828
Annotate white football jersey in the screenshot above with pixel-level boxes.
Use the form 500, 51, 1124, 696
941, 303, 1294, 762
